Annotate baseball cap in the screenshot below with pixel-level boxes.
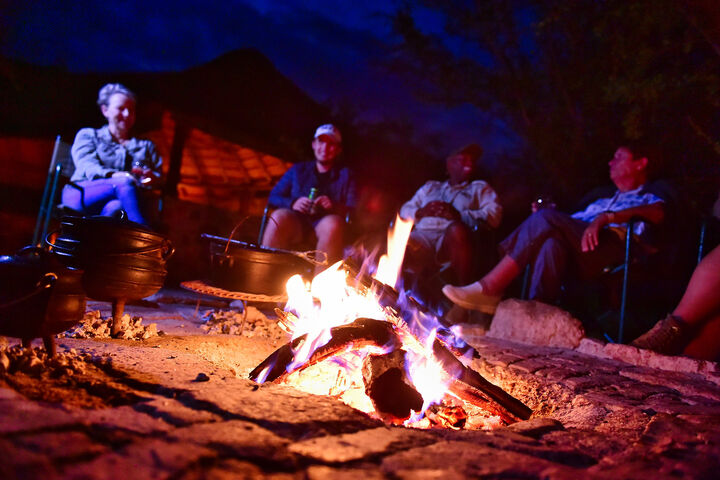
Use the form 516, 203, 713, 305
314, 124, 342, 143
450, 143, 483, 162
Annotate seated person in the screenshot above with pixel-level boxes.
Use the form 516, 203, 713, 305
399, 143, 502, 284
632, 245, 720, 360
443, 144, 668, 313
261, 124, 356, 264
62, 83, 162, 225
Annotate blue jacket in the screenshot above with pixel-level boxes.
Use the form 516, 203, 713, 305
268, 160, 357, 216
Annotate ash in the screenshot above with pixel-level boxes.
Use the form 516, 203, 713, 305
59, 310, 161, 340
201, 307, 285, 341
0, 344, 91, 377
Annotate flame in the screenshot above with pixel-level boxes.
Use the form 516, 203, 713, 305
262, 214, 468, 425
374, 215, 413, 288
403, 329, 454, 424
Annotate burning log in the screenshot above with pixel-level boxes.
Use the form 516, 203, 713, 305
431, 339, 531, 423
250, 317, 531, 424
343, 260, 532, 423
343, 259, 476, 358
361, 349, 423, 425
248, 318, 401, 383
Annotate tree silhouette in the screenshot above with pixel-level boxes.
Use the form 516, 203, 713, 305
386, 0, 720, 210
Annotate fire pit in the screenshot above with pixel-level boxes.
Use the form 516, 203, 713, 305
248, 216, 532, 428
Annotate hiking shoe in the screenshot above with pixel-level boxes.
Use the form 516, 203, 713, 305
630, 314, 691, 355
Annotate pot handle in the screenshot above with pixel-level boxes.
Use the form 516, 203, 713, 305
0, 272, 56, 310
294, 249, 328, 266
44, 230, 62, 250
223, 217, 328, 266
161, 239, 175, 260
224, 216, 251, 253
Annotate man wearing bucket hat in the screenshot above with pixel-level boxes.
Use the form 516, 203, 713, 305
262, 124, 356, 265
400, 143, 502, 286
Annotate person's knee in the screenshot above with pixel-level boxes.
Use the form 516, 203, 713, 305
537, 237, 564, 256
111, 175, 138, 190
263, 209, 303, 244
100, 199, 123, 217
268, 208, 297, 226
315, 215, 345, 240
444, 221, 472, 245
532, 208, 563, 224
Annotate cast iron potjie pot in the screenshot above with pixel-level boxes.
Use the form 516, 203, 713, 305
49, 215, 174, 337
205, 234, 314, 295
0, 247, 86, 355
75, 215, 172, 260
81, 259, 167, 302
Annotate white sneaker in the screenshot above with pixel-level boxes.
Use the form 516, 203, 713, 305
442, 284, 501, 314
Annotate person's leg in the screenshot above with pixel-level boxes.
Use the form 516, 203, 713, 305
62, 180, 116, 215
62, 177, 147, 224
683, 313, 720, 361
403, 230, 436, 276
314, 214, 345, 265
528, 237, 568, 302
445, 210, 584, 297
439, 221, 474, 284
672, 245, 720, 326
110, 176, 146, 224
100, 199, 123, 217
631, 245, 720, 354
261, 208, 305, 250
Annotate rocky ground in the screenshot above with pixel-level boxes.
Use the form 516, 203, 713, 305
1, 290, 719, 479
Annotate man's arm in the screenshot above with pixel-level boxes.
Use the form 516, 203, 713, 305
606, 202, 665, 225
267, 166, 297, 209
399, 182, 433, 221
460, 181, 503, 230
581, 201, 665, 251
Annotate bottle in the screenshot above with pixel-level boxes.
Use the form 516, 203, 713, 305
308, 188, 318, 215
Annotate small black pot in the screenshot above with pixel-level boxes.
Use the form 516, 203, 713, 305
0, 247, 86, 339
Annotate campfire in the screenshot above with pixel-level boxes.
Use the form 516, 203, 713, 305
250, 216, 531, 429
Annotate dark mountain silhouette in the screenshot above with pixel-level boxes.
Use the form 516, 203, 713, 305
0, 49, 329, 160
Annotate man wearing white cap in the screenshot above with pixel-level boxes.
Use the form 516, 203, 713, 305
262, 124, 356, 264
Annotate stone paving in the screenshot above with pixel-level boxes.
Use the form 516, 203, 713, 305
1, 293, 720, 479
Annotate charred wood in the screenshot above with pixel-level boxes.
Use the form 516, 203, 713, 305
362, 349, 422, 424
343, 260, 532, 424
248, 318, 401, 383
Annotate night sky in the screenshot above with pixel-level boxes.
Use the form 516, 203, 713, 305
1, 0, 515, 159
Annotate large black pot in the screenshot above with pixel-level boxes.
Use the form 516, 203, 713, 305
0, 247, 86, 354
82, 264, 166, 302
46, 215, 174, 337
203, 234, 314, 295
46, 215, 173, 267
79, 216, 172, 258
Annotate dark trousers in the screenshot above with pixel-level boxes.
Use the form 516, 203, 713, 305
500, 209, 625, 302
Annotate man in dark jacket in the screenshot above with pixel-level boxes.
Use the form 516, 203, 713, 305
262, 124, 356, 264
